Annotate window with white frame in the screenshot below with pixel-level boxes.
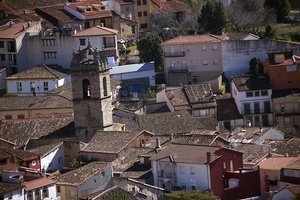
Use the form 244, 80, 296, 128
43, 81, 49, 91
202, 45, 207, 51
179, 166, 185, 174
16, 82, 22, 91
203, 60, 208, 66
43, 52, 57, 60
190, 166, 195, 175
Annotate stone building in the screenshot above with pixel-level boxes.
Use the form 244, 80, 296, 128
71, 44, 113, 143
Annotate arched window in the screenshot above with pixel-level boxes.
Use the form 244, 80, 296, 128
103, 77, 107, 96
42, 187, 49, 198
27, 191, 33, 200
17, 114, 25, 119
82, 79, 91, 98
5, 115, 12, 120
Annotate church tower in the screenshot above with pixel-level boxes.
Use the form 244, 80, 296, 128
71, 44, 113, 143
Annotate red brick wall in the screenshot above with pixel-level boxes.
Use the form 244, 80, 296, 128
27, 158, 41, 171
222, 169, 261, 200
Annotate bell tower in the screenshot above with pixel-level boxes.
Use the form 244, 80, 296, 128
71, 44, 113, 143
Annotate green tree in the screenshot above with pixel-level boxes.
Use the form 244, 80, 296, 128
249, 57, 263, 76
137, 34, 164, 72
198, 1, 227, 34
264, 0, 291, 22
165, 190, 218, 200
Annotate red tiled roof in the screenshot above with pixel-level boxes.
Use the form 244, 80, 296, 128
23, 177, 56, 191
74, 25, 118, 37
0, 21, 39, 39
259, 157, 298, 170
151, 0, 184, 12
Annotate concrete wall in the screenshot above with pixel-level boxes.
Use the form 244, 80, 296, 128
3, 188, 24, 200
6, 79, 57, 95
222, 40, 300, 77
255, 128, 284, 144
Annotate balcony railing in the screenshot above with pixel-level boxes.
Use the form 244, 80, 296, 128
243, 109, 272, 115
164, 51, 185, 57
168, 66, 189, 73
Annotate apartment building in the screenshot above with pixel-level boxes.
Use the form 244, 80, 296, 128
162, 34, 227, 86
231, 76, 273, 126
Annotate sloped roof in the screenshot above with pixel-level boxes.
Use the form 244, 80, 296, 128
23, 177, 56, 191
217, 97, 243, 121
0, 182, 23, 195
151, 0, 184, 12
266, 138, 300, 157
0, 21, 40, 39
93, 186, 137, 200
55, 162, 110, 185
73, 25, 118, 37
5, 64, 67, 80
0, 117, 74, 147
81, 131, 141, 153
0, 95, 73, 110
27, 141, 63, 157
259, 157, 298, 170
0, 147, 38, 161
150, 143, 221, 164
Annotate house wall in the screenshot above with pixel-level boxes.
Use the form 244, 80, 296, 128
0, 70, 7, 93
156, 89, 175, 112
41, 143, 64, 172
80, 151, 117, 162
25, 183, 57, 200
113, 177, 165, 200
78, 165, 113, 197
259, 168, 284, 197
231, 81, 273, 126
57, 184, 78, 200
3, 188, 24, 200
222, 40, 300, 77
264, 60, 300, 90
133, 0, 150, 31
58, 75, 71, 87
110, 69, 155, 87
25, 158, 40, 171
6, 79, 57, 96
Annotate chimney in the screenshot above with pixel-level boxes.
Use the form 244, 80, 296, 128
27, 21, 31, 28
170, 133, 174, 141
207, 152, 211, 163
9, 21, 13, 27
161, 84, 165, 90
156, 137, 161, 148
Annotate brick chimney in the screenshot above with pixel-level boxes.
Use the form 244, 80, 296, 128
207, 152, 211, 163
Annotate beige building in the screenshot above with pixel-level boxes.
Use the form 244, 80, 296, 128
272, 90, 300, 127
162, 34, 227, 86
133, 0, 150, 31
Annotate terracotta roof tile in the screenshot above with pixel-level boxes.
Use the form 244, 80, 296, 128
163, 34, 226, 45
23, 177, 56, 191
0, 182, 23, 194
55, 162, 110, 185
259, 157, 298, 170
0, 21, 39, 39
151, 0, 184, 12
5, 64, 67, 80
0, 147, 38, 161
74, 25, 118, 37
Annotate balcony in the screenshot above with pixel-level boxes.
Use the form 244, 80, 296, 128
164, 51, 185, 57
168, 66, 189, 73
243, 109, 272, 115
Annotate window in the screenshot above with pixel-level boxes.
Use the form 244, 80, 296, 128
43, 82, 48, 91
27, 191, 33, 200
0, 41, 4, 48
79, 38, 86, 46
262, 115, 269, 126
140, 23, 148, 29
7, 41, 16, 52
181, 184, 186, 190
143, 11, 147, 16
58, 156, 62, 164
16, 82, 22, 91
264, 101, 271, 113
192, 185, 197, 190
17, 114, 25, 119
31, 160, 36, 166
137, 0, 141, 5
30, 82, 35, 92
35, 189, 41, 200
213, 59, 218, 65
230, 160, 233, 172
42, 187, 49, 198
254, 91, 260, 96
281, 106, 285, 113
190, 166, 195, 175
57, 186, 61, 193
243, 103, 251, 114
246, 91, 253, 97
143, 0, 147, 4
42, 39, 56, 46
203, 60, 208, 66
8, 54, 12, 61
179, 166, 185, 174
254, 102, 260, 114
82, 79, 91, 98
223, 162, 226, 169
212, 44, 218, 50
254, 115, 260, 126
103, 77, 107, 96
0, 54, 5, 61
43, 52, 56, 60
202, 45, 207, 51
138, 11, 142, 17
5, 115, 12, 120
261, 90, 268, 96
